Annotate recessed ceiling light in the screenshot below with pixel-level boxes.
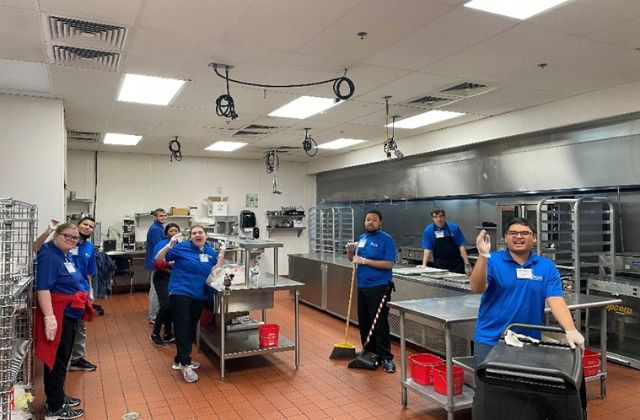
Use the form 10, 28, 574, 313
464, 0, 571, 20
117, 73, 185, 106
268, 96, 341, 119
317, 138, 366, 150
390, 110, 465, 129
104, 133, 142, 146
205, 141, 247, 152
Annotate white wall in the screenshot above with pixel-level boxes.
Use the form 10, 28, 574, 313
67, 150, 316, 274
0, 94, 65, 232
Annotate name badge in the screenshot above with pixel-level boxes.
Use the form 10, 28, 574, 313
435, 230, 445, 238
358, 239, 366, 248
516, 268, 533, 279
69, 247, 78, 256
199, 254, 209, 263
64, 262, 76, 273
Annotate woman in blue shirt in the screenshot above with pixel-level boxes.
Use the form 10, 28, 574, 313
155, 225, 223, 383
36, 223, 91, 419
346, 209, 397, 373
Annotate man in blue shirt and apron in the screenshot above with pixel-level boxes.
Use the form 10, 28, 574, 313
421, 207, 472, 274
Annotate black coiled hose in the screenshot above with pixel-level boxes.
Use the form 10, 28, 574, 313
169, 137, 182, 162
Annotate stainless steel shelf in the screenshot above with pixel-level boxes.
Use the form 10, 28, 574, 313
266, 226, 306, 237
199, 324, 295, 360
404, 379, 474, 410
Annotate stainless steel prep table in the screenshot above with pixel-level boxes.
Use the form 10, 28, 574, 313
388, 293, 621, 420
197, 274, 304, 378
106, 249, 147, 293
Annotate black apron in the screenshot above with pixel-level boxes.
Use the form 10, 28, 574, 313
432, 222, 465, 274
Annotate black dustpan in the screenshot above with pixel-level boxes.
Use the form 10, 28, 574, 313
348, 283, 392, 370
348, 350, 380, 369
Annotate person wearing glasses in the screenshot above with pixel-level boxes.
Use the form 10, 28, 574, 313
35, 223, 93, 419
470, 217, 585, 364
421, 207, 472, 275
155, 225, 224, 383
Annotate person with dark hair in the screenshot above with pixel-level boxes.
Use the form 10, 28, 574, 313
346, 209, 397, 373
145, 208, 168, 326
155, 225, 224, 383
421, 207, 472, 274
149, 223, 180, 346
471, 217, 585, 364
67, 216, 98, 372
35, 223, 93, 419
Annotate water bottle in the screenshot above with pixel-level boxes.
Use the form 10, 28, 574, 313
250, 262, 260, 287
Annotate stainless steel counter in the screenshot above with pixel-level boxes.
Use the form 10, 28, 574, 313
197, 273, 304, 378
106, 249, 147, 293
388, 293, 622, 419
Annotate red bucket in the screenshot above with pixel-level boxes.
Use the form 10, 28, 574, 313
259, 324, 279, 348
433, 364, 464, 396
584, 362, 600, 377
409, 353, 444, 385
582, 348, 600, 368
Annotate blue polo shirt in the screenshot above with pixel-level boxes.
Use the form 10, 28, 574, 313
473, 250, 563, 346
153, 239, 170, 261
165, 241, 217, 300
145, 221, 166, 270
355, 229, 396, 288
69, 239, 96, 292
421, 221, 466, 251
36, 242, 87, 319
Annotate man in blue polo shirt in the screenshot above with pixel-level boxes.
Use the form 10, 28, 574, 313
146, 208, 167, 325
421, 207, 472, 274
470, 217, 585, 365
346, 209, 397, 373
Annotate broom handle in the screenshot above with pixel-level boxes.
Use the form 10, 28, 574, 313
342, 250, 357, 342
363, 283, 391, 348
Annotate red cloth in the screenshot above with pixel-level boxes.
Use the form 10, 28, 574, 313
153, 260, 171, 271
35, 291, 94, 370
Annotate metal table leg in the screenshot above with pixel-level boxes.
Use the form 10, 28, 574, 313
400, 312, 407, 407
219, 292, 226, 379
295, 289, 300, 368
445, 326, 454, 420
600, 306, 607, 398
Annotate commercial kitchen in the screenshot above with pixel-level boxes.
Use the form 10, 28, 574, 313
2, 0, 640, 419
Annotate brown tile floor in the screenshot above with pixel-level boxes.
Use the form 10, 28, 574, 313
33, 291, 640, 419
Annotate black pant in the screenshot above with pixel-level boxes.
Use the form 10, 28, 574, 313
44, 316, 77, 411
357, 284, 393, 361
170, 294, 203, 366
152, 270, 172, 337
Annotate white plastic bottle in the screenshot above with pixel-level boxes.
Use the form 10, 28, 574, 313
250, 262, 260, 287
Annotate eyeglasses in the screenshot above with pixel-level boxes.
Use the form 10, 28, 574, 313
61, 233, 80, 241
506, 230, 533, 238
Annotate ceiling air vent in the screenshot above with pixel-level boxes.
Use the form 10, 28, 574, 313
405, 94, 459, 108
50, 45, 121, 71
67, 130, 100, 143
233, 130, 267, 136
439, 81, 496, 98
244, 124, 280, 131
48, 16, 127, 49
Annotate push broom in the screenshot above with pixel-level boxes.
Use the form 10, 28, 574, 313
330, 252, 357, 359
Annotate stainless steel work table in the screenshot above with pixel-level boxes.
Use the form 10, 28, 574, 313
387, 293, 621, 420
197, 275, 304, 378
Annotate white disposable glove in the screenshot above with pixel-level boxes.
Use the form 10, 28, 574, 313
565, 329, 585, 350
344, 241, 357, 252
44, 316, 57, 341
212, 266, 223, 277
89, 289, 95, 302
48, 219, 60, 233
168, 233, 181, 248
416, 264, 427, 269
476, 230, 491, 257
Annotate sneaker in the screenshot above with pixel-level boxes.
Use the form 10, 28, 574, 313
148, 319, 155, 327
64, 396, 81, 407
68, 358, 97, 372
172, 360, 200, 370
382, 359, 396, 373
150, 334, 165, 347
45, 404, 84, 419
163, 333, 176, 343
179, 364, 199, 383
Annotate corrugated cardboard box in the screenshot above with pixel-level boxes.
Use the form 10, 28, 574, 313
207, 196, 228, 216
171, 207, 189, 216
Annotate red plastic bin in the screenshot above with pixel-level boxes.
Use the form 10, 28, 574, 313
582, 348, 600, 368
409, 353, 444, 385
433, 364, 464, 396
584, 362, 600, 377
258, 324, 279, 348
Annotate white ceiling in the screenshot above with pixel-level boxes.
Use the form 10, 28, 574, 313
1, 0, 640, 162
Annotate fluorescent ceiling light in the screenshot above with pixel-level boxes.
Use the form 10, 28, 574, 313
205, 141, 247, 152
390, 110, 465, 129
104, 133, 142, 146
268, 96, 341, 119
317, 138, 366, 150
464, 0, 570, 20
117, 73, 185, 105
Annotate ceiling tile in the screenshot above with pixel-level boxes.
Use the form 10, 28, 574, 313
38, 0, 144, 26
0, 7, 45, 62
49, 65, 121, 100
0, 58, 50, 93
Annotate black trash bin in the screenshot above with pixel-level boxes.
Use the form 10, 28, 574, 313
473, 324, 584, 420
